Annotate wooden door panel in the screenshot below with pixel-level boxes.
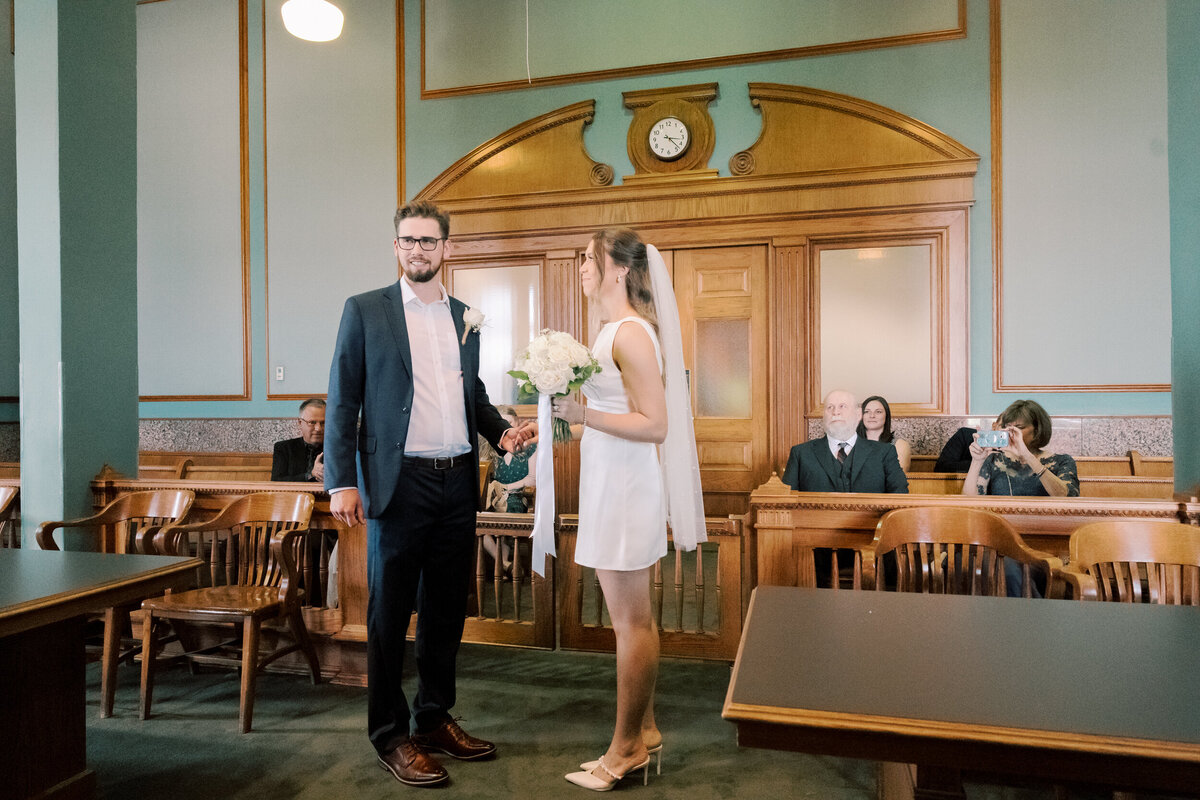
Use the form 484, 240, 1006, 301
673, 245, 769, 513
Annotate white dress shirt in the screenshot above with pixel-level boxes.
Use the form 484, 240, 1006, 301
399, 277, 471, 458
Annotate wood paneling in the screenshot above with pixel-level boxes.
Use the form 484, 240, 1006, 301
420, 101, 612, 201
419, 86, 978, 513
732, 83, 978, 177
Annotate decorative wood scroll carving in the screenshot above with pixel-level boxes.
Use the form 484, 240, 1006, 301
730, 83, 978, 178
418, 101, 612, 202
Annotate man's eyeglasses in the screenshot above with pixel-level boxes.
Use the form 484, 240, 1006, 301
396, 236, 445, 251
299, 419, 325, 428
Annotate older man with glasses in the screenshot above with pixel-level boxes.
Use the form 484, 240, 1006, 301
272, 397, 326, 482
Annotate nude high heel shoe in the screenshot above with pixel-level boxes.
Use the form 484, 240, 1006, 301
580, 743, 662, 775
565, 755, 651, 791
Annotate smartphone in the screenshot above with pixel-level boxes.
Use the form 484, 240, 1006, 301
977, 430, 1009, 449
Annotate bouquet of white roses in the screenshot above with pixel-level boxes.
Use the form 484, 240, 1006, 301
508, 329, 600, 442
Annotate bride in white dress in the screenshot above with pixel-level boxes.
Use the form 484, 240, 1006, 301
552, 228, 705, 792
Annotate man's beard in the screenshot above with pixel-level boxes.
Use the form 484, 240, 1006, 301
826, 420, 856, 440
404, 260, 441, 283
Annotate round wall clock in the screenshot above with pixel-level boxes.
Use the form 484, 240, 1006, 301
648, 116, 691, 161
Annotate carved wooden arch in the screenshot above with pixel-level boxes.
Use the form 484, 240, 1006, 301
729, 82, 978, 178
416, 100, 613, 202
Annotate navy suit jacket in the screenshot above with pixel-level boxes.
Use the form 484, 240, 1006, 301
324, 280, 509, 519
781, 436, 909, 494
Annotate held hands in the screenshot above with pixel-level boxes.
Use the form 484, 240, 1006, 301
329, 488, 364, 528
499, 421, 538, 453
310, 453, 325, 482
551, 396, 585, 426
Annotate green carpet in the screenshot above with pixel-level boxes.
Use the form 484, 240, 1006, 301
83, 645, 1152, 799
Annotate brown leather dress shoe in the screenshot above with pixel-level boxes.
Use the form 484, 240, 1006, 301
377, 739, 449, 787
411, 718, 497, 760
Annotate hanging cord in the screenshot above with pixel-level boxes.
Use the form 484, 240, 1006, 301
525, 0, 532, 83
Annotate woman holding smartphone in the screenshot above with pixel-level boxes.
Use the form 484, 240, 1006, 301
961, 400, 1079, 498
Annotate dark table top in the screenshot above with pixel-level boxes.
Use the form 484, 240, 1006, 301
726, 586, 1200, 748
0, 549, 201, 638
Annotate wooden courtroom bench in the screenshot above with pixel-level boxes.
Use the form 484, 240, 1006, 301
138, 451, 273, 481
905, 472, 1177, 499
908, 450, 1172, 478
749, 473, 1198, 590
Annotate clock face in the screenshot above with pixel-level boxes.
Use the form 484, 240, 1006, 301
648, 116, 690, 161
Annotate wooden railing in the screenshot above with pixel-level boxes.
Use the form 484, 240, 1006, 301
0, 480, 18, 548
906, 472, 1176, 499
557, 514, 749, 661
907, 451, 1173, 477
466, 512, 554, 649
750, 473, 1199, 590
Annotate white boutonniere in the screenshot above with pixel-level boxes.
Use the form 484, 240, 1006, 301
461, 307, 485, 345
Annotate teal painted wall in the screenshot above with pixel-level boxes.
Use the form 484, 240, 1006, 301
0, 0, 1186, 423
15, 0, 139, 540
0, 7, 17, 407
1168, 0, 1200, 492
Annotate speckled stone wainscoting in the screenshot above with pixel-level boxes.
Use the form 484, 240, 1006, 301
139, 418, 299, 452
806, 416, 1174, 458
0, 416, 1176, 463
0, 423, 17, 462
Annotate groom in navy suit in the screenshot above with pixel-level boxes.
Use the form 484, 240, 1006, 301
325, 200, 532, 788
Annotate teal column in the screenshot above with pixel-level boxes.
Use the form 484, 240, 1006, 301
14, 1, 139, 546
1168, 1, 1200, 495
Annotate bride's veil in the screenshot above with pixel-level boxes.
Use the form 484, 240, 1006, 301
645, 244, 707, 551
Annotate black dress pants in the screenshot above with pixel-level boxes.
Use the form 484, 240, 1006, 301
366, 459, 476, 755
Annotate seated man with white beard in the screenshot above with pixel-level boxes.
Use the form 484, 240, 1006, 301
781, 389, 908, 586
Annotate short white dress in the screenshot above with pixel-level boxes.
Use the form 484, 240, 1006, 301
574, 317, 668, 571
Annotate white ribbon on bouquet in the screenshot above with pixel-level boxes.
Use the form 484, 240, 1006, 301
530, 393, 556, 576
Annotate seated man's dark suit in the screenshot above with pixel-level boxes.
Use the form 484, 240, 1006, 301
781, 436, 909, 494
272, 437, 322, 482
782, 437, 908, 586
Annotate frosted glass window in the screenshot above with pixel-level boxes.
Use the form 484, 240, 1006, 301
695, 319, 750, 418
452, 264, 540, 405
819, 246, 932, 404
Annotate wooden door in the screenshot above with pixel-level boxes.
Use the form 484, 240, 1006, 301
672, 245, 769, 516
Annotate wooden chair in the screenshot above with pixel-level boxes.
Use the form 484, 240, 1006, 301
139, 491, 320, 733
34, 489, 196, 717
1061, 520, 1200, 604
479, 459, 494, 511
0, 486, 18, 548
865, 506, 1062, 598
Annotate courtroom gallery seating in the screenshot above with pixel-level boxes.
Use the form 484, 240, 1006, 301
865, 506, 1062, 597
139, 491, 321, 733
1060, 520, 1200, 604
0, 485, 17, 548
34, 488, 196, 718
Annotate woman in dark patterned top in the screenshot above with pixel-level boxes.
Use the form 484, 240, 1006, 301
962, 399, 1079, 498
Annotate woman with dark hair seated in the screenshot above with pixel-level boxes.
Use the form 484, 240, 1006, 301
856, 395, 911, 472
962, 400, 1077, 598
962, 400, 1079, 498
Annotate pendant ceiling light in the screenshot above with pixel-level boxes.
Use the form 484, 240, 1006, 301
281, 0, 344, 42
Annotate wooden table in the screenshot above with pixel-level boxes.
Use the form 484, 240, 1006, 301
0, 549, 202, 800
723, 586, 1200, 798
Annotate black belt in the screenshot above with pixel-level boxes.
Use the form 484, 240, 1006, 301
403, 454, 472, 470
